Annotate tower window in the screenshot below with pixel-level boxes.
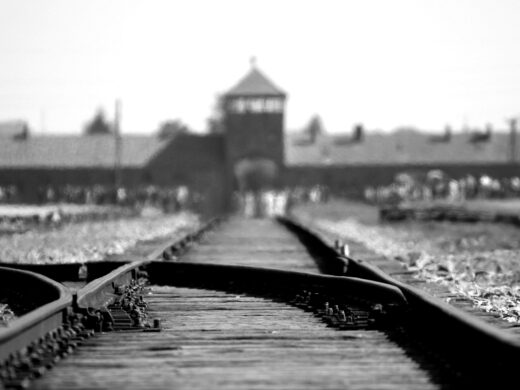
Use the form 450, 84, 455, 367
265, 98, 283, 112
228, 97, 284, 113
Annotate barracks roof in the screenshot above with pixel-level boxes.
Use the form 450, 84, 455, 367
0, 134, 170, 168
226, 67, 286, 97
0, 129, 515, 169
285, 130, 516, 166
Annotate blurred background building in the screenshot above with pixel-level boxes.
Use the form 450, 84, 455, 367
0, 65, 518, 210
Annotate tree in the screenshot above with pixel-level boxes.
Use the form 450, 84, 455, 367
207, 116, 225, 134
305, 115, 325, 143
83, 109, 112, 135
157, 119, 190, 139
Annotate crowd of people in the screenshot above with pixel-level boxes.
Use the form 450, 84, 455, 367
364, 172, 520, 205
0, 181, 334, 218
0, 186, 20, 203
0, 184, 199, 212
235, 185, 330, 217
6, 173, 517, 214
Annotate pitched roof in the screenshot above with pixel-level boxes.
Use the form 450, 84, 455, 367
285, 130, 516, 166
0, 134, 170, 168
226, 67, 286, 97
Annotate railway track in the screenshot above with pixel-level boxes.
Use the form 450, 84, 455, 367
1, 216, 519, 389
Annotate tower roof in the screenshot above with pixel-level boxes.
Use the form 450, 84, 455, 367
226, 67, 286, 97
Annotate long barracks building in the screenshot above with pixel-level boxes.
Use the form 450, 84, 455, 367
0, 65, 519, 210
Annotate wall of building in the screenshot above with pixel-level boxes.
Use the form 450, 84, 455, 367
284, 163, 520, 198
0, 133, 228, 211
224, 111, 285, 168
0, 167, 142, 202
3, 127, 520, 209
146, 133, 228, 213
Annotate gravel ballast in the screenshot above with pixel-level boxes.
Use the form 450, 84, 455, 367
294, 200, 520, 324
0, 211, 199, 264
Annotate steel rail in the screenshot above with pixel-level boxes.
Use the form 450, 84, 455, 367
76, 260, 148, 309
146, 217, 220, 261
72, 259, 407, 324
0, 267, 72, 362
0, 217, 222, 362
346, 257, 520, 346
0, 261, 134, 285
344, 252, 520, 384
147, 261, 407, 306
281, 214, 520, 343
280, 214, 520, 383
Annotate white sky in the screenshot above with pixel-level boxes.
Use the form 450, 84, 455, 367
1, 0, 520, 135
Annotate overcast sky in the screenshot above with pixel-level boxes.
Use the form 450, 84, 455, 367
1, 0, 519, 135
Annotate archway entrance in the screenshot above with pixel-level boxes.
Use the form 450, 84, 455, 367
233, 158, 279, 217
234, 158, 277, 192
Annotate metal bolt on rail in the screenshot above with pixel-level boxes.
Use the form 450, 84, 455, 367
162, 247, 175, 260
102, 278, 160, 332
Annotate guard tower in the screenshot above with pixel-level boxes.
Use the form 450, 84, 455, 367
223, 62, 286, 192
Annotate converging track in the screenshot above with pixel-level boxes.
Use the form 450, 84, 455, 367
181, 218, 320, 271
2, 216, 520, 389
30, 218, 432, 390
